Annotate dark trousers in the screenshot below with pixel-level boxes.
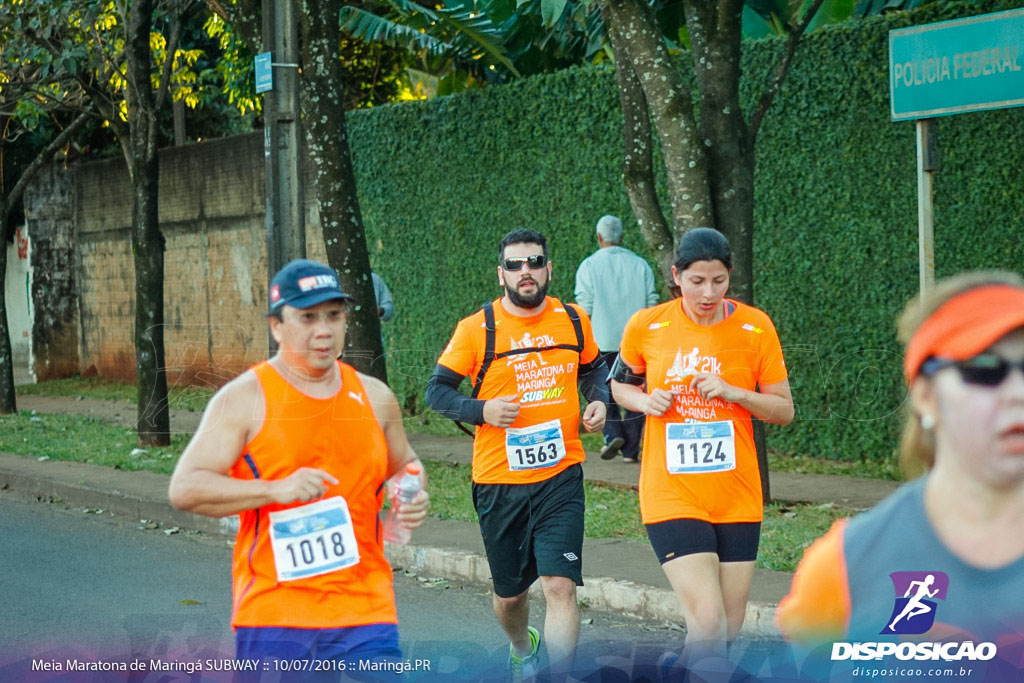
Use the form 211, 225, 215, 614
600, 351, 644, 459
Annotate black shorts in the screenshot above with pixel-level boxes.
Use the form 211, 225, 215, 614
472, 464, 585, 598
645, 518, 761, 564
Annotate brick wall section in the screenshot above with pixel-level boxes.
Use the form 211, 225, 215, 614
25, 133, 334, 389
24, 165, 79, 380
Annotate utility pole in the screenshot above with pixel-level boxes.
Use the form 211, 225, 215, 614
262, 0, 305, 353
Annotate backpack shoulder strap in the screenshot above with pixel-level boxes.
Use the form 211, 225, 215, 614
561, 300, 584, 353
470, 300, 496, 400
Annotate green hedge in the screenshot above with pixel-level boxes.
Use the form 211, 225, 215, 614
347, 0, 1024, 461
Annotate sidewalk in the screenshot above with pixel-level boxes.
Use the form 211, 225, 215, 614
2, 395, 899, 637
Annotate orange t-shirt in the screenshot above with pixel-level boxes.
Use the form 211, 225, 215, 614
619, 298, 788, 524
229, 361, 397, 629
437, 297, 600, 484
775, 519, 851, 644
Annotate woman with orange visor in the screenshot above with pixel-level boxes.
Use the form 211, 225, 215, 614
778, 271, 1024, 665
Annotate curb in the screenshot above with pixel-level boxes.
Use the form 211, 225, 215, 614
0, 454, 781, 638
386, 542, 779, 638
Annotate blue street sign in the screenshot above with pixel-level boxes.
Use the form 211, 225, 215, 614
889, 8, 1024, 121
255, 52, 273, 94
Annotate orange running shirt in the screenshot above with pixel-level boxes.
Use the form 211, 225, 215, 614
228, 361, 397, 629
437, 297, 600, 484
775, 519, 851, 643
619, 299, 788, 524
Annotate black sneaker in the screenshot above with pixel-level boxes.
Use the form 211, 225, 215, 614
599, 437, 625, 460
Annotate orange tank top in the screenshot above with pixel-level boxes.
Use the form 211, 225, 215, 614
229, 360, 396, 629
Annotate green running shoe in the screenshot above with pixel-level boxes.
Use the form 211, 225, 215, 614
506, 626, 540, 682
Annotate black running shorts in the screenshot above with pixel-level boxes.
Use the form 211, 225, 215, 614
645, 517, 761, 564
472, 464, 585, 598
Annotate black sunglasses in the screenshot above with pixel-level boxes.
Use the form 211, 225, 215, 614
502, 255, 547, 271
921, 353, 1024, 387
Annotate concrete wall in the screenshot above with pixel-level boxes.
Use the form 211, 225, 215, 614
23, 134, 333, 389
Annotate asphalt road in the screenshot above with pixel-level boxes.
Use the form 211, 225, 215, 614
0, 492, 739, 681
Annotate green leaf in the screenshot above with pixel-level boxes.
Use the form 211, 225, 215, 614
541, 0, 568, 28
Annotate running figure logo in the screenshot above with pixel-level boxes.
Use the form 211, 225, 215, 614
507, 332, 556, 366
881, 571, 949, 635
665, 347, 700, 382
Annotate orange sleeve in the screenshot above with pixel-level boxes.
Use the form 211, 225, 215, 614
776, 518, 851, 645
436, 317, 480, 378
757, 317, 788, 387
617, 310, 647, 373
572, 304, 600, 365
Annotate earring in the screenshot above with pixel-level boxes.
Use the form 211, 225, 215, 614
920, 414, 935, 430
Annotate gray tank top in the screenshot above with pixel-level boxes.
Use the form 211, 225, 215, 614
844, 477, 1024, 641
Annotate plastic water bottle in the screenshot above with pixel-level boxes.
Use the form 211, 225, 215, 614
383, 463, 423, 545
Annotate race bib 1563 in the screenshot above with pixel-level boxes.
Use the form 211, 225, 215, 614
505, 419, 567, 471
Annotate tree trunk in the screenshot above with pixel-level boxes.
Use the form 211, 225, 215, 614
0, 118, 11, 413
0, 203, 15, 414
126, 0, 170, 446
684, 0, 755, 304
296, 0, 386, 383
603, 0, 714, 243
601, 3, 674, 281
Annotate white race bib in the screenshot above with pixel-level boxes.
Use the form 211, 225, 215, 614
665, 421, 736, 474
268, 496, 360, 582
505, 419, 567, 471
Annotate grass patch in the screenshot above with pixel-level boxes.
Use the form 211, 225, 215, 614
400, 413, 466, 437
0, 411, 188, 474
2, 405, 854, 572
18, 376, 214, 412
759, 502, 849, 572
14, 378, 901, 482
421, 461, 476, 522
767, 451, 902, 481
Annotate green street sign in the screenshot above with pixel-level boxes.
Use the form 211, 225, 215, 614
889, 8, 1024, 121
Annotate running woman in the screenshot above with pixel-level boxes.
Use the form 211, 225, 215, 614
610, 228, 793, 665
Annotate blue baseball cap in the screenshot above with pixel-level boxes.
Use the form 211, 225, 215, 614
268, 259, 355, 314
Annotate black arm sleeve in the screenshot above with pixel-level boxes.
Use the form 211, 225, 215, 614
577, 355, 610, 404
425, 364, 487, 426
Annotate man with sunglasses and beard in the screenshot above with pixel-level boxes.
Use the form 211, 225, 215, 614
426, 228, 609, 680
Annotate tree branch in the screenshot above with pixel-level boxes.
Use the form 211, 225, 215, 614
214, 0, 262, 53
2, 110, 90, 222
203, 0, 230, 22
155, 9, 185, 110
747, 0, 825, 143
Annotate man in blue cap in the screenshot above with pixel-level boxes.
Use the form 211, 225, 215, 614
169, 259, 430, 668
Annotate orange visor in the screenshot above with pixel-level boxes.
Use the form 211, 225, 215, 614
904, 284, 1024, 384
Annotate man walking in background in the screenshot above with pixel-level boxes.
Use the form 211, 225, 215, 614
574, 215, 658, 463
372, 272, 395, 323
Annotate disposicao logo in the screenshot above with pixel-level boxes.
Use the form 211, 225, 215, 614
830, 570, 997, 663
882, 571, 948, 635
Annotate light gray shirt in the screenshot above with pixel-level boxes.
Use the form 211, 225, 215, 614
372, 272, 394, 322
574, 246, 658, 351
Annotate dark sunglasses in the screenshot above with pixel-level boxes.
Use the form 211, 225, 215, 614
502, 255, 547, 271
921, 353, 1024, 387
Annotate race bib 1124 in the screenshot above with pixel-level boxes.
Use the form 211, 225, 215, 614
665, 421, 736, 474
